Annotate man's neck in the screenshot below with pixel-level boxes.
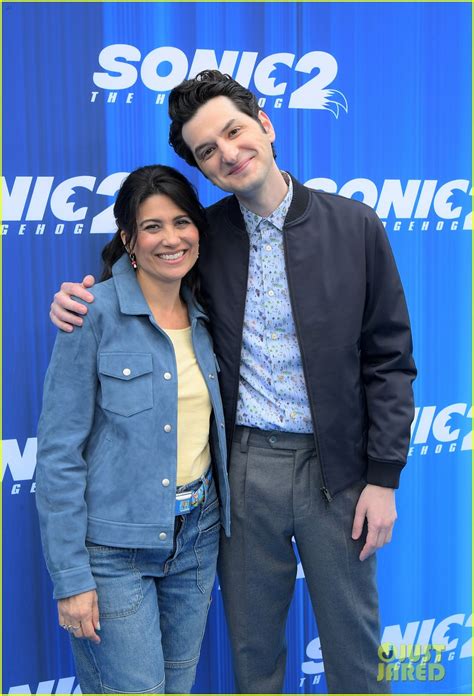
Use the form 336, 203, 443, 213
236, 166, 289, 218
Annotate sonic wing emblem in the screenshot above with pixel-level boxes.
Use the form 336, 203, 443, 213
318, 89, 348, 118
288, 51, 348, 116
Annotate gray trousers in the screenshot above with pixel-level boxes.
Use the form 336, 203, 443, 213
218, 427, 390, 694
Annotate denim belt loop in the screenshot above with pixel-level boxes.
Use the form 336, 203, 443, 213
240, 427, 250, 453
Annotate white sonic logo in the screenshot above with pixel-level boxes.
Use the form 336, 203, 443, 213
305, 178, 472, 232
300, 613, 472, 685
2, 177, 471, 236
3, 438, 38, 494
8, 676, 81, 694
409, 402, 472, 456
91, 45, 348, 116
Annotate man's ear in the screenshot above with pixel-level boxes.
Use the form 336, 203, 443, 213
258, 110, 276, 141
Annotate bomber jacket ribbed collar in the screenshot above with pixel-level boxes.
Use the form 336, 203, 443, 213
225, 172, 311, 232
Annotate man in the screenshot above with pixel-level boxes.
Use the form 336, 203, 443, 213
50, 70, 416, 694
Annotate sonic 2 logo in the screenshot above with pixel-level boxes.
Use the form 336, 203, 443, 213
3, 177, 471, 236
300, 613, 472, 686
8, 676, 81, 694
3, 438, 38, 494
91, 45, 348, 116
409, 403, 472, 456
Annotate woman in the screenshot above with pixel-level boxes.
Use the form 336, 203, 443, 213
36, 165, 230, 694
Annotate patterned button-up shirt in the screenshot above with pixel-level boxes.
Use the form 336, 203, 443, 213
236, 175, 313, 432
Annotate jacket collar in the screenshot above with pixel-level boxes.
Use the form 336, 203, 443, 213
225, 172, 310, 231
112, 254, 207, 322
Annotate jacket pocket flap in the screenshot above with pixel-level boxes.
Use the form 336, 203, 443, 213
99, 353, 153, 380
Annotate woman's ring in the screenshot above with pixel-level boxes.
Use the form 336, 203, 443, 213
61, 624, 80, 632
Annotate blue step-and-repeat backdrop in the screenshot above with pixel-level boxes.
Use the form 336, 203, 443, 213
3, 2, 472, 694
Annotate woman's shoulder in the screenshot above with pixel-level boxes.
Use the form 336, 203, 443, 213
74, 277, 120, 322
89, 276, 117, 301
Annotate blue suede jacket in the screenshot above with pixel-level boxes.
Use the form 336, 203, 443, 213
36, 254, 230, 599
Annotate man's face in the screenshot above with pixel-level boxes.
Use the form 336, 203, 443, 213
181, 96, 277, 198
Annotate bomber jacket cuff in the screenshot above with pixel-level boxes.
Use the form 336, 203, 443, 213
366, 458, 404, 489
51, 564, 97, 600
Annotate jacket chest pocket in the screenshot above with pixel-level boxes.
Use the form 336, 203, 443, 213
99, 353, 153, 417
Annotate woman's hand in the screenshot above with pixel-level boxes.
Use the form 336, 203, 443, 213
58, 589, 101, 643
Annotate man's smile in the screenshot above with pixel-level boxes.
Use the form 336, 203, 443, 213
227, 157, 254, 176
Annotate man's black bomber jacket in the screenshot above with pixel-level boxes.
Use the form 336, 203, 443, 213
199, 174, 417, 498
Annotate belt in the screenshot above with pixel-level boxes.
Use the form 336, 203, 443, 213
175, 469, 212, 516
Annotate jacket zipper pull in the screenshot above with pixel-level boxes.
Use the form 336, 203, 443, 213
320, 486, 332, 502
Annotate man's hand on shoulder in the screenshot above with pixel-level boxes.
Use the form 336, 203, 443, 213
351, 484, 397, 561
50, 275, 96, 332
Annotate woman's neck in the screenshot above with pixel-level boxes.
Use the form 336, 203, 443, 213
136, 272, 190, 329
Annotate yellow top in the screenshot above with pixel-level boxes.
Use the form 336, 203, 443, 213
164, 327, 211, 486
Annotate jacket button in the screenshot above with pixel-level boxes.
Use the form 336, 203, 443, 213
164, 424, 172, 433
163, 372, 172, 380
122, 368, 131, 376
159, 532, 167, 541
162, 478, 170, 487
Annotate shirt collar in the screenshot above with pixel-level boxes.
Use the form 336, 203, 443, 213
239, 172, 293, 235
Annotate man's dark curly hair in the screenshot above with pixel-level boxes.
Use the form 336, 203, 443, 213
168, 70, 275, 167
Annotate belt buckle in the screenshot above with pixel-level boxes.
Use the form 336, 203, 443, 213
175, 470, 211, 515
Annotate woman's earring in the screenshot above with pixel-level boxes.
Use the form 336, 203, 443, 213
129, 251, 138, 270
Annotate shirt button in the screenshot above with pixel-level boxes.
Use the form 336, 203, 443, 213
164, 424, 172, 433
271, 332, 278, 340
122, 368, 131, 376
290, 412, 297, 419
220, 423, 225, 429
268, 289, 275, 297
265, 244, 272, 251
162, 478, 170, 487
209, 373, 215, 379
159, 532, 167, 541
163, 372, 172, 380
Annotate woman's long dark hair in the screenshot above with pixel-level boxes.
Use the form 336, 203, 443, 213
101, 165, 207, 300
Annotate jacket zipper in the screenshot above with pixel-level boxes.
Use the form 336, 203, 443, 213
282, 230, 332, 502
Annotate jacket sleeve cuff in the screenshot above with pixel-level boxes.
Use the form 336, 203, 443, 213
366, 458, 404, 489
51, 565, 97, 600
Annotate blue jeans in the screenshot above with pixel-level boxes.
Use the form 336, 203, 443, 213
71, 476, 220, 694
